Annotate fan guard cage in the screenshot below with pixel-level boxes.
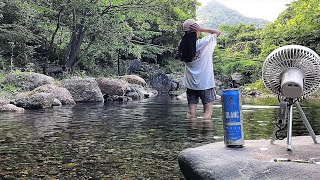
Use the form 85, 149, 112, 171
262, 45, 320, 98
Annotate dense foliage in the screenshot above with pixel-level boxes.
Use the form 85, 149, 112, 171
0, 0, 198, 76
213, 0, 320, 86
0, 0, 319, 86
259, 0, 320, 58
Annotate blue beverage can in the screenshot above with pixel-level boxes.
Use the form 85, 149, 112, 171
221, 89, 244, 147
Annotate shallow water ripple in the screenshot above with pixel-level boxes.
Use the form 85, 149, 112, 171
0, 97, 319, 179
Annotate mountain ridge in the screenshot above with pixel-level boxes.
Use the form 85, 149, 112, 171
197, 0, 269, 28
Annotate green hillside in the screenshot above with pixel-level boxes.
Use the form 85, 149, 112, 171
197, 0, 269, 28
212, 0, 320, 88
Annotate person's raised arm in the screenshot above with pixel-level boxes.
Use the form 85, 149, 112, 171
190, 23, 221, 37
199, 28, 221, 37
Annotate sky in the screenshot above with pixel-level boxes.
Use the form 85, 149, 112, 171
198, 0, 296, 21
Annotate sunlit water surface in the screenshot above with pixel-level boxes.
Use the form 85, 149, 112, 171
1, 96, 320, 179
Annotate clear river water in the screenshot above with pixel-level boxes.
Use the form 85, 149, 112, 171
1, 95, 320, 179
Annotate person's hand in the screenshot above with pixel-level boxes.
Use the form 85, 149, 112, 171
189, 23, 200, 32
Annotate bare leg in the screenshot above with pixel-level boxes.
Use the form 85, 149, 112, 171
187, 104, 197, 118
203, 102, 213, 119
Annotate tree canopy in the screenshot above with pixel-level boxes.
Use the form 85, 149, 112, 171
0, 0, 198, 75
0, 0, 319, 86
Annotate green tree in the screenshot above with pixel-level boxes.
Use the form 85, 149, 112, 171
0, 0, 198, 75
0, 0, 45, 71
260, 0, 320, 58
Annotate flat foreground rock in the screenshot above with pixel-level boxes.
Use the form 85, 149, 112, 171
178, 136, 320, 180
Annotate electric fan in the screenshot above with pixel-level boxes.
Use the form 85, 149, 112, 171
262, 45, 320, 151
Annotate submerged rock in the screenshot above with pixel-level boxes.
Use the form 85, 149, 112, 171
0, 104, 24, 112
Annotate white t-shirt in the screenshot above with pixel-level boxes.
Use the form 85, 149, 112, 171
184, 34, 217, 90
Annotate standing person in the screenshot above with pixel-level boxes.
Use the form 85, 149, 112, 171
178, 19, 221, 119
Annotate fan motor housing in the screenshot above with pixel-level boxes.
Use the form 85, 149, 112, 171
281, 68, 304, 98
262, 45, 320, 98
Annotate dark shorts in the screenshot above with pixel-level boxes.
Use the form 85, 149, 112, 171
186, 88, 216, 105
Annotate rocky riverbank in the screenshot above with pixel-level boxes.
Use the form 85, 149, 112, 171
0, 72, 157, 112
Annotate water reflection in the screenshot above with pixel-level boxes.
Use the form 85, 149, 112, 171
33, 108, 72, 138
0, 96, 320, 179
187, 117, 215, 144
242, 108, 277, 140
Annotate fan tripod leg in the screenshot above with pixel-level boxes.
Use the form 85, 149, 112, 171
295, 102, 319, 144
270, 126, 277, 144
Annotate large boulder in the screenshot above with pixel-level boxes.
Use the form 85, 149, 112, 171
167, 73, 185, 90
3, 72, 54, 91
96, 77, 129, 97
33, 84, 75, 105
127, 59, 148, 74
127, 59, 164, 81
149, 72, 178, 93
179, 136, 320, 180
121, 74, 147, 87
62, 77, 104, 103
14, 92, 55, 109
